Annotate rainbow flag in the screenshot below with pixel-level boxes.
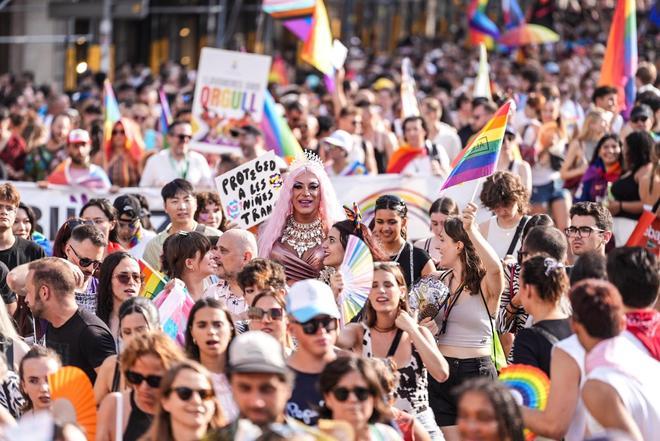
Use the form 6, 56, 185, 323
103, 79, 121, 145
599, 0, 637, 114
263, 0, 315, 19
468, 0, 499, 48
300, 0, 334, 75
137, 258, 168, 300
441, 100, 512, 191
260, 90, 304, 163
502, 0, 524, 29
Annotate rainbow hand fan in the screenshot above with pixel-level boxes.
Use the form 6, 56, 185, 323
48, 366, 97, 440
499, 364, 550, 441
338, 236, 374, 326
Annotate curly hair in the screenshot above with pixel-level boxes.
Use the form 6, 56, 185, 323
479, 171, 529, 214
455, 377, 525, 441
569, 201, 613, 232
236, 258, 287, 292
443, 217, 486, 295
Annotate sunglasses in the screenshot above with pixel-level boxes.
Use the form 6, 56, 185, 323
295, 316, 338, 335
332, 386, 371, 402
112, 130, 126, 136
68, 245, 102, 269
631, 116, 648, 123
115, 272, 142, 285
169, 386, 215, 401
170, 133, 192, 142
248, 307, 284, 321
125, 370, 162, 388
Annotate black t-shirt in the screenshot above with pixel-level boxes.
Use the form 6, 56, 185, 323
46, 308, 116, 383
511, 318, 572, 376
0, 236, 46, 271
394, 242, 431, 289
0, 262, 11, 305
286, 367, 322, 426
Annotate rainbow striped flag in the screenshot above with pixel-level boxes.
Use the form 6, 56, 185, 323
263, 0, 315, 19
137, 258, 168, 300
300, 0, 334, 75
468, 0, 499, 47
441, 100, 512, 191
260, 90, 305, 164
158, 88, 173, 136
103, 79, 121, 145
599, 0, 637, 114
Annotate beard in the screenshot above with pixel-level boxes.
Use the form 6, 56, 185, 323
29, 296, 45, 319
70, 155, 89, 166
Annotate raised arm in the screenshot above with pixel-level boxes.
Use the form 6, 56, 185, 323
462, 203, 504, 307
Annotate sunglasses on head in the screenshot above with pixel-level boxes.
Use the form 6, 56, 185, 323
115, 272, 142, 285
169, 386, 215, 401
332, 386, 371, 402
68, 245, 101, 269
125, 370, 162, 388
248, 307, 284, 321
295, 316, 337, 335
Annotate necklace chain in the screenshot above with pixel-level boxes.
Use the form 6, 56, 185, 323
281, 216, 324, 257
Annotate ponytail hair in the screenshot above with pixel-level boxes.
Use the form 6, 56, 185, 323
520, 256, 569, 303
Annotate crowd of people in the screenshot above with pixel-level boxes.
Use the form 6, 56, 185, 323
0, 2, 658, 440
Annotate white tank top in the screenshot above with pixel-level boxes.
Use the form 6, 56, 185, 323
554, 335, 587, 441
486, 216, 522, 259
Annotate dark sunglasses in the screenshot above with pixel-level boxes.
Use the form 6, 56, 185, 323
332, 386, 371, 402
295, 316, 337, 335
169, 386, 215, 401
631, 116, 648, 123
248, 307, 284, 321
115, 272, 142, 285
170, 133, 192, 142
112, 130, 125, 136
125, 370, 162, 388
68, 245, 101, 269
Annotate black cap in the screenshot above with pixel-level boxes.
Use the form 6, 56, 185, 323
113, 194, 141, 221
630, 104, 653, 120
230, 124, 263, 138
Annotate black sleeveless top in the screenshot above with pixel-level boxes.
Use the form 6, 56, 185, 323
124, 391, 153, 441
611, 172, 642, 220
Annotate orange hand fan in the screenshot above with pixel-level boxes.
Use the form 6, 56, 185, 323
48, 366, 97, 440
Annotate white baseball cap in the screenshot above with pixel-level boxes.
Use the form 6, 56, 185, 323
228, 331, 288, 375
286, 279, 340, 323
322, 130, 353, 154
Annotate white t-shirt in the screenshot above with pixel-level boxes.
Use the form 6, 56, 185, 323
554, 335, 587, 441
431, 122, 462, 163
585, 336, 660, 441
139, 149, 213, 188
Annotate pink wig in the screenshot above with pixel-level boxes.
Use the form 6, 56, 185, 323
258, 165, 345, 258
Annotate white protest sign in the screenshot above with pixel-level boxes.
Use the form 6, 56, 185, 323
331, 39, 348, 70
215, 151, 283, 229
191, 48, 272, 154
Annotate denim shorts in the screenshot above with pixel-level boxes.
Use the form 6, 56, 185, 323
428, 356, 497, 427
531, 179, 568, 204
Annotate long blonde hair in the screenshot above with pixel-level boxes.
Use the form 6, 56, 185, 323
575, 108, 610, 143
141, 360, 225, 441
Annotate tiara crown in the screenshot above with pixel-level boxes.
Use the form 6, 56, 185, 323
289, 150, 324, 172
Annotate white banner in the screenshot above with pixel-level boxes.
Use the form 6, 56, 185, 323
191, 48, 272, 154
11, 175, 482, 242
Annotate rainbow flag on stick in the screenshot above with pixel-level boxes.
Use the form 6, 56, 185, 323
158, 88, 173, 136
300, 0, 334, 75
103, 79, 121, 145
441, 100, 513, 191
599, 0, 637, 114
138, 258, 168, 300
260, 90, 305, 164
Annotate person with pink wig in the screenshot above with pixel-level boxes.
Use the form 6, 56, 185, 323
258, 152, 344, 284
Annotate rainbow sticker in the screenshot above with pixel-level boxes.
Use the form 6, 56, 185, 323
499, 364, 550, 440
